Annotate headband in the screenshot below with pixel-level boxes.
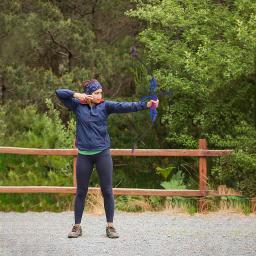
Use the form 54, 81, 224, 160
84, 80, 102, 95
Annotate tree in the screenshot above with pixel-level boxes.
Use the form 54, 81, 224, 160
127, 0, 256, 196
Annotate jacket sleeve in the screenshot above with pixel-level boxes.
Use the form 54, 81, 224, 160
105, 100, 148, 114
55, 89, 79, 112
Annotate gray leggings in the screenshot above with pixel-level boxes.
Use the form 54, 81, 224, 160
74, 148, 114, 224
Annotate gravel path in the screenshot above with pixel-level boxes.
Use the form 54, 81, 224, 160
0, 210, 255, 256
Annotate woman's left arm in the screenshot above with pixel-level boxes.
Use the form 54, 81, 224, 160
105, 100, 159, 114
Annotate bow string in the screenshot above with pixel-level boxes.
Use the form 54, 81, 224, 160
130, 47, 159, 151
130, 46, 158, 123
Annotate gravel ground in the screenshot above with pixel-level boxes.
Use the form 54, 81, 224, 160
0, 210, 255, 256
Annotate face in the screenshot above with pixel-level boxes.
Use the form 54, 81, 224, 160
91, 88, 103, 103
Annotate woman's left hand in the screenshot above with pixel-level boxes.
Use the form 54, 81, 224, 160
147, 99, 159, 108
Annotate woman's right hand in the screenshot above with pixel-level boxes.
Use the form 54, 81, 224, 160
73, 92, 94, 102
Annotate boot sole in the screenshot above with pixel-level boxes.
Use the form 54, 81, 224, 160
68, 232, 82, 238
106, 234, 119, 239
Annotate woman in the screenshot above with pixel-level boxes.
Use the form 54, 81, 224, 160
55, 79, 159, 239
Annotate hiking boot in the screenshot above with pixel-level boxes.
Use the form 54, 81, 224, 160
106, 226, 119, 239
68, 224, 82, 238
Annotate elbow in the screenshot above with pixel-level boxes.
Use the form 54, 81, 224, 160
55, 89, 59, 97
55, 89, 62, 98
55, 89, 60, 95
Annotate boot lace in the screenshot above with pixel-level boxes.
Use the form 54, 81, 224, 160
72, 225, 80, 232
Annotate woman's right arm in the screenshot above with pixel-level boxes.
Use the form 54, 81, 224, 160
55, 89, 80, 112
55, 89, 95, 111
55, 89, 94, 111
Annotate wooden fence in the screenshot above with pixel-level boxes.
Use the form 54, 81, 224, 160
0, 138, 254, 212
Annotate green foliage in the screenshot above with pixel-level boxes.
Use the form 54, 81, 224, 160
156, 165, 175, 180
166, 196, 198, 215
127, 0, 256, 196
0, 99, 75, 189
220, 196, 251, 214
160, 171, 187, 190
115, 195, 148, 212
115, 195, 165, 212
209, 121, 256, 197
208, 195, 252, 215
0, 1, 93, 71
156, 165, 197, 214
0, 99, 75, 211
0, 194, 73, 212
0, 97, 75, 148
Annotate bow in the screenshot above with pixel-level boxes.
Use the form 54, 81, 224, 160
130, 47, 159, 151
130, 47, 158, 123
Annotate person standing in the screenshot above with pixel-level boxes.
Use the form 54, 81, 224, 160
55, 79, 159, 239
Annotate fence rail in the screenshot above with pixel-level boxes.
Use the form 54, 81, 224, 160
1, 138, 251, 212
0, 147, 233, 157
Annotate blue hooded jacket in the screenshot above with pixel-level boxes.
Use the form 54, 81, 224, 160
55, 89, 148, 150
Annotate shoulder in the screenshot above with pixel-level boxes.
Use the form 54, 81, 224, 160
102, 100, 114, 107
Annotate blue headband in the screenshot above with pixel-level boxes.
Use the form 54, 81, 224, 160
84, 81, 102, 95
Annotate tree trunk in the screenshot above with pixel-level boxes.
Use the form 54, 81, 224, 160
0, 74, 6, 105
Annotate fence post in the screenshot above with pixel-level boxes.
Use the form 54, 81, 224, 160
198, 138, 208, 213
252, 197, 256, 214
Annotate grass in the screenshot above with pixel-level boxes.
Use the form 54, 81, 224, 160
0, 185, 255, 215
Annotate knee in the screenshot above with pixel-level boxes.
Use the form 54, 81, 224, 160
101, 187, 113, 198
76, 188, 88, 199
